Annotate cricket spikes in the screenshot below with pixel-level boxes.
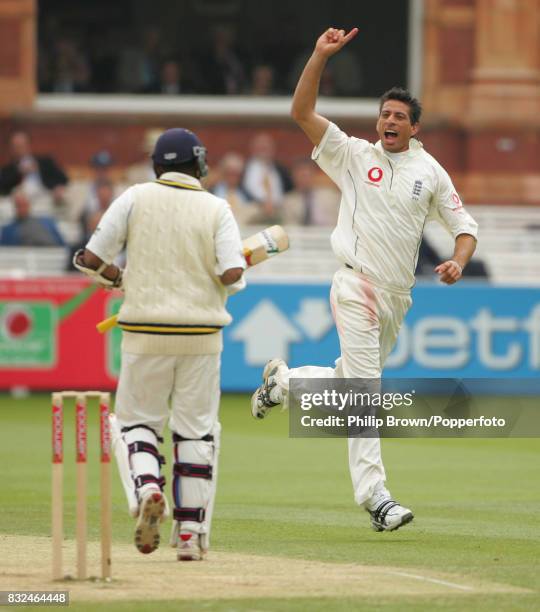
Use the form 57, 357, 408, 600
134, 489, 166, 554
177, 532, 205, 561
367, 499, 414, 532
251, 358, 286, 419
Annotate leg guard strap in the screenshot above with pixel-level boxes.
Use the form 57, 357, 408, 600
134, 473, 166, 491
174, 462, 212, 479
174, 507, 205, 523
172, 432, 214, 443
128, 441, 166, 465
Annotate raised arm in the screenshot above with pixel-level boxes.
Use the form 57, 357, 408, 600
291, 27, 358, 146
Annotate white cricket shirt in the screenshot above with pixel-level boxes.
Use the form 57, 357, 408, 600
313, 122, 478, 292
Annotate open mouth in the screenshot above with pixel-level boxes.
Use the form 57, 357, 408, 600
384, 130, 398, 140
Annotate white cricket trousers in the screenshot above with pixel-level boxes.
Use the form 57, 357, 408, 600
114, 352, 221, 438
276, 266, 412, 506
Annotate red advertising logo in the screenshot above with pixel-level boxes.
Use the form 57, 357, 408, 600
3, 307, 33, 339
368, 167, 383, 183
452, 193, 463, 208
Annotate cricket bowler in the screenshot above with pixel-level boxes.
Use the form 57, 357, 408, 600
252, 27, 478, 532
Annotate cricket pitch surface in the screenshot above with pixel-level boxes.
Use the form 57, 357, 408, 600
0, 535, 529, 603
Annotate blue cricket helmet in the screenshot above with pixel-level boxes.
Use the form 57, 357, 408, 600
151, 128, 208, 177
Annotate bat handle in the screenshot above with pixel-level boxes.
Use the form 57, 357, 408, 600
96, 314, 118, 334
242, 248, 253, 267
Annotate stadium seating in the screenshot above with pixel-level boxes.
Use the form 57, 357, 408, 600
423, 206, 540, 285
0, 247, 69, 276
0, 206, 538, 284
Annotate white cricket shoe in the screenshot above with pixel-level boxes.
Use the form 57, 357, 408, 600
134, 489, 166, 554
177, 531, 205, 561
367, 499, 414, 532
251, 358, 286, 419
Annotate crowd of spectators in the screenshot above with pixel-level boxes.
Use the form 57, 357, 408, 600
0, 130, 487, 276
38, 22, 363, 96
0, 129, 341, 255
0, 129, 487, 277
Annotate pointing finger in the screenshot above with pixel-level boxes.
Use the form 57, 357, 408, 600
343, 27, 359, 43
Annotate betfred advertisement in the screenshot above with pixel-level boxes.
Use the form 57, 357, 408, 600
384, 285, 540, 376
221, 282, 540, 390
0, 278, 538, 391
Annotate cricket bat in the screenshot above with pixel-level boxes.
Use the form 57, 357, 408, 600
96, 225, 289, 334
242, 224, 289, 267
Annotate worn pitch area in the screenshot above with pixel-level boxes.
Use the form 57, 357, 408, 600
0, 535, 529, 603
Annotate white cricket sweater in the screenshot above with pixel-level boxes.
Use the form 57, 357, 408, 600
87, 173, 245, 355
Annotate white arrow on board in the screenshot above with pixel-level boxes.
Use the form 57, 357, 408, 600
230, 299, 302, 365
294, 298, 334, 341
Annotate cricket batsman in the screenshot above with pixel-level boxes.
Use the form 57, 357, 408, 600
74, 128, 246, 560
251, 28, 478, 531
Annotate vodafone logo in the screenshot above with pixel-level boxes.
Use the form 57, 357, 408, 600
452, 193, 463, 208
368, 167, 383, 183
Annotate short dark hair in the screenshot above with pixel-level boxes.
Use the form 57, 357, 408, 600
154, 159, 199, 178
379, 87, 422, 125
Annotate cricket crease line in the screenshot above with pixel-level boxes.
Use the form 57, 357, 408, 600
386, 570, 475, 592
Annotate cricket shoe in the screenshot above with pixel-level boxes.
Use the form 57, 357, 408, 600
367, 499, 414, 532
251, 358, 286, 419
177, 531, 205, 561
134, 489, 166, 554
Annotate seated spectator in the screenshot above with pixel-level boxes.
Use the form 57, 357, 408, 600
69, 179, 116, 269
83, 150, 115, 215
288, 48, 363, 96
88, 29, 120, 92
249, 64, 277, 96
241, 132, 292, 223
51, 37, 91, 93
125, 129, 162, 184
143, 60, 189, 94
0, 131, 69, 208
80, 179, 115, 243
0, 190, 65, 247
160, 60, 183, 94
282, 159, 340, 226
115, 30, 150, 93
138, 26, 165, 92
200, 25, 246, 94
211, 153, 259, 225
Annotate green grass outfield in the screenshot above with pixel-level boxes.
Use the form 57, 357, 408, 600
1, 393, 539, 611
